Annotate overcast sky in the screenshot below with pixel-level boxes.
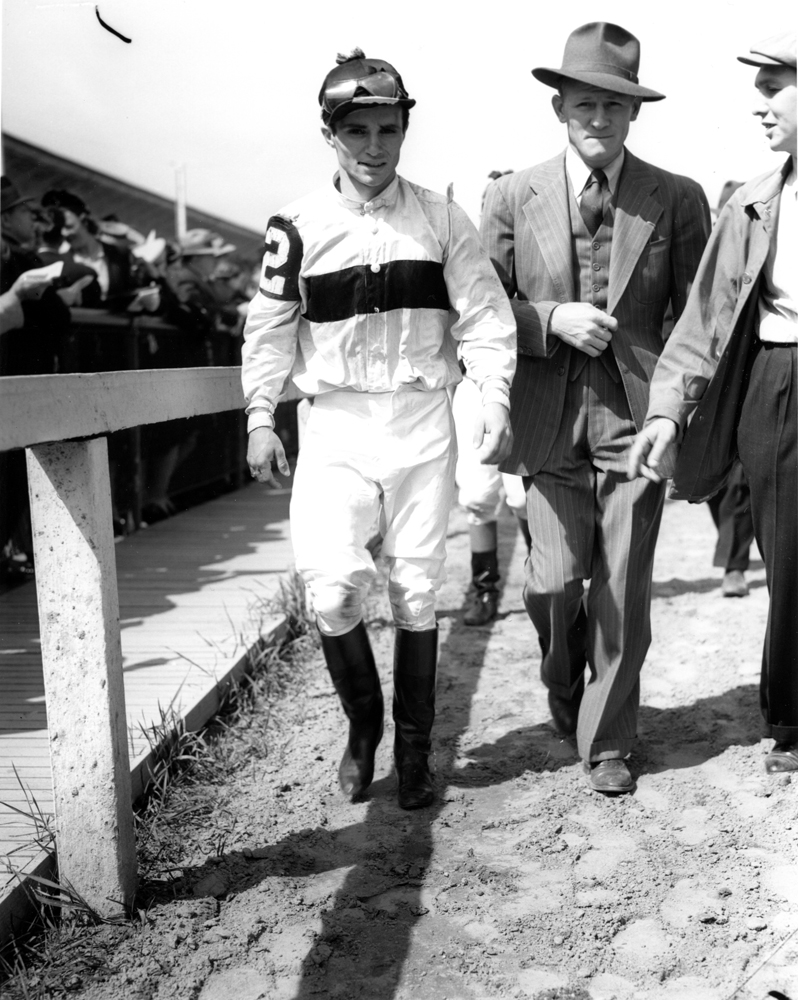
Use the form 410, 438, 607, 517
2, 0, 794, 235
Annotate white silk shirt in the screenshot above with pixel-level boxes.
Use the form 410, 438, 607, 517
242, 174, 516, 431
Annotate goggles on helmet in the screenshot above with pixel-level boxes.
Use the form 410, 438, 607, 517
319, 56, 415, 124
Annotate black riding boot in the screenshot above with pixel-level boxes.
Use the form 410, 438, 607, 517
320, 621, 384, 801
393, 627, 437, 810
464, 550, 499, 626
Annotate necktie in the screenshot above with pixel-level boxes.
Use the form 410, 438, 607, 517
580, 169, 608, 236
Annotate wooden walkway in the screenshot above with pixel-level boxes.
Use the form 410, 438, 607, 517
0, 482, 293, 935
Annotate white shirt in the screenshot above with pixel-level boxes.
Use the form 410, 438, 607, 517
758, 164, 798, 344
242, 175, 516, 431
565, 146, 625, 206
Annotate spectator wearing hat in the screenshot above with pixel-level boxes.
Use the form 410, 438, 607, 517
480, 23, 711, 793
630, 29, 798, 775
167, 229, 240, 335
1, 177, 71, 376
1, 176, 72, 581
242, 49, 515, 810
35, 204, 103, 308
40, 189, 143, 309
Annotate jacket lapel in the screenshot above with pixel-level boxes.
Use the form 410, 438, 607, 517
607, 150, 663, 315
521, 154, 575, 303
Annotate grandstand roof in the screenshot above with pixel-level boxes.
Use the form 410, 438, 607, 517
2, 134, 263, 260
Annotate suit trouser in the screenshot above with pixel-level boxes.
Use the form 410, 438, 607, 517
523, 355, 666, 762
707, 460, 754, 572
737, 341, 798, 741
291, 387, 456, 637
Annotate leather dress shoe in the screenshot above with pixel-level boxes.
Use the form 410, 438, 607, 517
765, 741, 798, 774
548, 688, 582, 736
586, 759, 635, 793
722, 570, 749, 597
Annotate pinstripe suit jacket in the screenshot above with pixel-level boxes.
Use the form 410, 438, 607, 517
481, 148, 711, 476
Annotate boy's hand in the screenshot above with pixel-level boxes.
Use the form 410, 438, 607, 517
474, 402, 513, 466
247, 427, 290, 487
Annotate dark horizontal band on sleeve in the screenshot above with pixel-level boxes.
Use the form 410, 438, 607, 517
304, 259, 450, 323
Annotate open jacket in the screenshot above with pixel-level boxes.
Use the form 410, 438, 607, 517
646, 158, 792, 501
480, 148, 710, 476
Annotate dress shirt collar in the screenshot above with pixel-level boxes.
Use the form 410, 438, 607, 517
333, 172, 401, 212
565, 145, 625, 198
784, 159, 796, 197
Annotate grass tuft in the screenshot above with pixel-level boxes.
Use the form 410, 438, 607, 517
0, 567, 319, 996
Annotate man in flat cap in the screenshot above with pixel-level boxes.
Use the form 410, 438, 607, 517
481, 23, 710, 793
630, 30, 797, 775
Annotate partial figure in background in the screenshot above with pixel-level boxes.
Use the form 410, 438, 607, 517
34, 204, 101, 307
167, 229, 241, 337
243, 50, 515, 810
0, 176, 71, 583
451, 169, 530, 628
453, 372, 530, 626
39, 189, 145, 308
705, 181, 754, 599
707, 460, 754, 597
629, 29, 798, 775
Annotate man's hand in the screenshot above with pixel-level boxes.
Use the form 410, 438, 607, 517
247, 426, 290, 487
473, 402, 513, 466
550, 303, 617, 356
627, 418, 680, 483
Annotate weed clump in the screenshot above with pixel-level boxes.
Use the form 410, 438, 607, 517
0, 568, 319, 996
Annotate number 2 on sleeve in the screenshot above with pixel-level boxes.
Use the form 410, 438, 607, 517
259, 217, 302, 300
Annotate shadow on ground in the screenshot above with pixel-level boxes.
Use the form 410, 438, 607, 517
170, 516, 522, 998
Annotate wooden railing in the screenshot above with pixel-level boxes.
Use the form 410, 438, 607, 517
0, 367, 244, 917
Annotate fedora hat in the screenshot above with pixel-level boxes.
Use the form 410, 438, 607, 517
1, 176, 37, 214
533, 22, 665, 102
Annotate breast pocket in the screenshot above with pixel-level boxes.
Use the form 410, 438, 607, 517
629, 236, 671, 304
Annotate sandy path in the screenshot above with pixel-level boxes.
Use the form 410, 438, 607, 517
21, 497, 797, 1000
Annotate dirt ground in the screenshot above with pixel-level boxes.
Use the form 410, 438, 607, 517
7, 495, 798, 1000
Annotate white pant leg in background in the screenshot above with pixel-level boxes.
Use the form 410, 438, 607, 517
290, 388, 456, 636
452, 377, 503, 526
502, 471, 527, 518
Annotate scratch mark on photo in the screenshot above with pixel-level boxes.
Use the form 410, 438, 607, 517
95, 5, 131, 43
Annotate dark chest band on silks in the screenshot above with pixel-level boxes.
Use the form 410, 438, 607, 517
302, 260, 451, 323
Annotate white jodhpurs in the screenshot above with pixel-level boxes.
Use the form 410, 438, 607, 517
290, 387, 457, 636
452, 376, 526, 523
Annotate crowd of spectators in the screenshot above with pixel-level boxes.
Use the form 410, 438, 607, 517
1, 173, 259, 584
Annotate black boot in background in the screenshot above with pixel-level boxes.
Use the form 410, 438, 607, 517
320, 621, 384, 801
393, 627, 437, 809
464, 549, 499, 626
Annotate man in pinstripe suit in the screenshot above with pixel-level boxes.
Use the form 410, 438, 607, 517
480, 22, 710, 792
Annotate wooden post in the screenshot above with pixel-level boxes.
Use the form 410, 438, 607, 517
26, 438, 137, 916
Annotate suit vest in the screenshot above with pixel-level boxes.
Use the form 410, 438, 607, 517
567, 189, 619, 382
